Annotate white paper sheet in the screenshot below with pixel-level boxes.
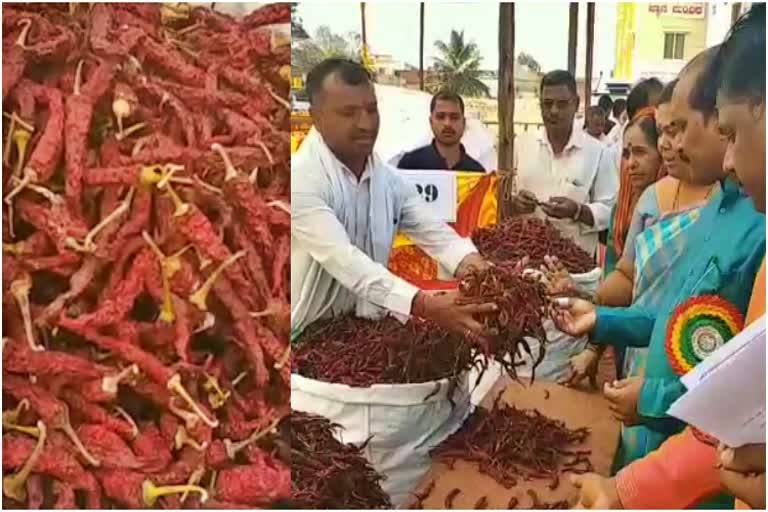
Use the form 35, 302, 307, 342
668, 315, 766, 447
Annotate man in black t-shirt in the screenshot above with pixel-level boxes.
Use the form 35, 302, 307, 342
398, 91, 485, 172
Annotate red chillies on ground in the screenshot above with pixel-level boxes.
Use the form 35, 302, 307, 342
3, 3, 289, 508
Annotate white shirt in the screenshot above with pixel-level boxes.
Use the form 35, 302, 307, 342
514, 128, 618, 255
606, 119, 625, 146
291, 129, 477, 334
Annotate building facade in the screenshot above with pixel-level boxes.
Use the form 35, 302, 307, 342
614, 2, 749, 85
614, 2, 707, 84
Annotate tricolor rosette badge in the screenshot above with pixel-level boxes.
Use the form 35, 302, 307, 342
665, 295, 744, 376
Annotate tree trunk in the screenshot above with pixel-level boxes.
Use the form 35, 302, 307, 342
568, 3, 579, 76
419, 3, 425, 91
498, 2, 515, 220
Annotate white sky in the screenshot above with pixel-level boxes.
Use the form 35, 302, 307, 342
296, 2, 618, 79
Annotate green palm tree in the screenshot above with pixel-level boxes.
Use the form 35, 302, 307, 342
432, 30, 490, 97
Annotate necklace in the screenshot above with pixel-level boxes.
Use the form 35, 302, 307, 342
673, 180, 716, 211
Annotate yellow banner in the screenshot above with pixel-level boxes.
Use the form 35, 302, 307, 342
614, 3, 635, 81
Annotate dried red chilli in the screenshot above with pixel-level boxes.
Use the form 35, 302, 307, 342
2, 19, 33, 101
431, 393, 593, 491
3, 3, 288, 508
445, 488, 462, 508
291, 411, 392, 510
473, 217, 595, 274
457, 263, 549, 383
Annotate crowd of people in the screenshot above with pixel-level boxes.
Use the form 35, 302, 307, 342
291, 3, 765, 509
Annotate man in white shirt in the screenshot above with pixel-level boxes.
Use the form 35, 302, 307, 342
292, 59, 495, 338
584, 106, 609, 143
607, 98, 627, 146
509, 70, 618, 257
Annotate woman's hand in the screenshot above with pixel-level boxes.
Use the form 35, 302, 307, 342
550, 297, 597, 337
571, 473, 623, 509
559, 347, 600, 388
603, 377, 643, 425
717, 443, 766, 509
541, 255, 578, 296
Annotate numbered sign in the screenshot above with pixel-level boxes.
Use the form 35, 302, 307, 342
395, 170, 458, 222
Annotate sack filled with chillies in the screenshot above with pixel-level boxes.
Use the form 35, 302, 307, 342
456, 262, 550, 383
294, 315, 483, 389
472, 217, 596, 274
2, 3, 291, 509
290, 411, 392, 510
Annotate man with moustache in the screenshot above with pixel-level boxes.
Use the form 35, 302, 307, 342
509, 70, 618, 257
398, 91, 485, 172
292, 58, 495, 340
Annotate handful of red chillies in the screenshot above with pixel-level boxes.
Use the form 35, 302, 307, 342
290, 411, 392, 510
431, 392, 593, 492
457, 263, 549, 383
473, 217, 595, 274
3, 3, 289, 509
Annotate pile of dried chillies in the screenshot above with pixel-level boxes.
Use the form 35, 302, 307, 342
3, 3, 290, 509
294, 315, 480, 389
431, 393, 593, 492
457, 263, 549, 383
472, 217, 595, 274
290, 411, 391, 510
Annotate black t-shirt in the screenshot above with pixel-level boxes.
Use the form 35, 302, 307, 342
397, 140, 486, 172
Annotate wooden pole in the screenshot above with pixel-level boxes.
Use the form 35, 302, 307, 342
419, 3, 425, 91
584, 3, 595, 108
568, 3, 579, 76
361, 2, 367, 49
498, 2, 515, 219
731, 3, 743, 25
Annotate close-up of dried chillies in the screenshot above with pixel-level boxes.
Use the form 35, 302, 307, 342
472, 217, 595, 274
431, 392, 593, 493
2, 2, 290, 509
290, 411, 392, 510
457, 263, 549, 383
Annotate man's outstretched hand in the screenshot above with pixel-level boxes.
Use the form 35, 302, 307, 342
412, 290, 497, 348
455, 253, 491, 279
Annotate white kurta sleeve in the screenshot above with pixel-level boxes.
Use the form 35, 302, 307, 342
292, 174, 420, 316
583, 146, 619, 232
